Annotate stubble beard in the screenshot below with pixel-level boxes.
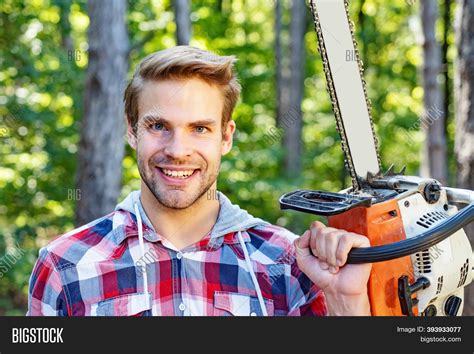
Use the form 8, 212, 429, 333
137, 152, 220, 210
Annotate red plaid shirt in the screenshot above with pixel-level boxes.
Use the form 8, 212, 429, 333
27, 192, 327, 316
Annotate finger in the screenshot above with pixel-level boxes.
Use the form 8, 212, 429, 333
295, 230, 311, 257
310, 220, 326, 231
318, 260, 329, 270
349, 232, 371, 248
309, 227, 323, 260
336, 233, 370, 266
324, 230, 340, 268
315, 226, 327, 262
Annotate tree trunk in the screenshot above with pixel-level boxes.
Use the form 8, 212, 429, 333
420, 0, 448, 185
357, 0, 367, 66
275, 0, 284, 128
283, 0, 305, 178
58, 0, 73, 52
173, 0, 192, 45
75, 0, 128, 226
275, 0, 290, 130
442, 0, 451, 140
454, 0, 474, 315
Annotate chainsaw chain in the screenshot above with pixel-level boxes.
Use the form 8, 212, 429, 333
308, 0, 382, 190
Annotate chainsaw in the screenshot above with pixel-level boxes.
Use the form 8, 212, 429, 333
280, 0, 474, 316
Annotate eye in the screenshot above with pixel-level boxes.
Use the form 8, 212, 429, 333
195, 126, 208, 133
151, 122, 165, 131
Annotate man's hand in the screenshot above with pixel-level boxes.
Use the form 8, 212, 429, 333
295, 221, 372, 316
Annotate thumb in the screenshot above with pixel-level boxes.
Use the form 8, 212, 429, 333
295, 230, 311, 257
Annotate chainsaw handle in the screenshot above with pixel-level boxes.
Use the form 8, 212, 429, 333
346, 203, 474, 264
444, 187, 474, 204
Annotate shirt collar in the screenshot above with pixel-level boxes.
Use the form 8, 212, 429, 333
114, 214, 252, 251
113, 211, 160, 244
113, 196, 253, 248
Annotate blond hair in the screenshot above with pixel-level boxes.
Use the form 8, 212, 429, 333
124, 46, 241, 134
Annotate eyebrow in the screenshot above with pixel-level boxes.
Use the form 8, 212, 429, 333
139, 113, 163, 124
139, 114, 217, 127
189, 119, 217, 126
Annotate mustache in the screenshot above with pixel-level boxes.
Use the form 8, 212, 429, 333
149, 155, 203, 168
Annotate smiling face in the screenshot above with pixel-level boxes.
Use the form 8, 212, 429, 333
127, 78, 235, 209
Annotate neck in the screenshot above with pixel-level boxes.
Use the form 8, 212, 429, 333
140, 181, 220, 250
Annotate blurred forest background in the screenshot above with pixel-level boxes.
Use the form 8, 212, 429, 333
1, 0, 473, 315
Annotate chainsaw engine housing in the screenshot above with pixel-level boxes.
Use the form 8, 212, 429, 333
398, 190, 473, 316
325, 175, 473, 316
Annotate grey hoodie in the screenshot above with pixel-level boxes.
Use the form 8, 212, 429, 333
115, 190, 269, 243
114, 189, 272, 315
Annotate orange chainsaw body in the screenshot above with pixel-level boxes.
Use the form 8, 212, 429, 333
328, 198, 416, 316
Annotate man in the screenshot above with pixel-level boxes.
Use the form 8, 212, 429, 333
27, 46, 371, 316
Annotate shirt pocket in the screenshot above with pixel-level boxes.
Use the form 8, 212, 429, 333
93, 292, 152, 316
213, 291, 274, 316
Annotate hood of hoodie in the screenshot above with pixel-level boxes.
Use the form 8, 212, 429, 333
114, 190, 271, 316
114, 190, 269, 241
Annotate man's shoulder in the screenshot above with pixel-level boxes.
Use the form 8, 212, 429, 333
41, 210, 133, 268
246, 223, 299, 264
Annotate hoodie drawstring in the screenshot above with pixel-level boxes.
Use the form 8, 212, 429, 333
237, 231, 268, 316
133, 203, 266, 317
134, 203, 149, 306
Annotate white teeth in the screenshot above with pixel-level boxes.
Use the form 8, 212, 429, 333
161, 168, 195, 178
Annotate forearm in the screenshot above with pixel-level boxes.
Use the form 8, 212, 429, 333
324, 290, 371, 316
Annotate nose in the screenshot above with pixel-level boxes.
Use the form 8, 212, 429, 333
163, 130, 193, 159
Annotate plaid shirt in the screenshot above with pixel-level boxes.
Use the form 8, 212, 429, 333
27, 205, 327, 316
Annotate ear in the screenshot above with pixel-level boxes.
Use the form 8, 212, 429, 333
127, 120, 137, 150
221, 120, 236, 155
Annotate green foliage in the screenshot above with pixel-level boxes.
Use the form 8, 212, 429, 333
0, 0, 457, 314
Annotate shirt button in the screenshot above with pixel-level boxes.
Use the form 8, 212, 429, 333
176, 252, 183, 260
179, 303, 186, 311
250, 312, 257, 316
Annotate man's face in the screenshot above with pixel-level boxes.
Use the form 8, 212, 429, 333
128, 78, 235, 209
